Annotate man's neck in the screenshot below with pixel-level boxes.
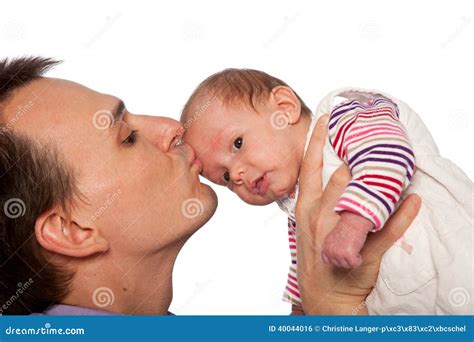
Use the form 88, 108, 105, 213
62, 241, 183, 315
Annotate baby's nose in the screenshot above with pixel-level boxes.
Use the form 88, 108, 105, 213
229, 166, 245, 185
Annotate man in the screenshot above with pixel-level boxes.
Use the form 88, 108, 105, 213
0, 57, 420, 315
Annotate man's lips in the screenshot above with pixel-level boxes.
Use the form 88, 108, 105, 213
250, 173, 269, 196
192, 158, 203, 173
172, 143, 202, 173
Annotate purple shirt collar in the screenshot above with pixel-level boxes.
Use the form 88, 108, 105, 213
32, 304, 174, 315
34, 304, 120, 316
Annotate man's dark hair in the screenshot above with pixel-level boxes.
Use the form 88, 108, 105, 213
0, 56, 60, 103
0, 56, 76, 315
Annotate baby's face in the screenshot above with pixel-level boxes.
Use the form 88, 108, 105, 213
184, 99, 302, 205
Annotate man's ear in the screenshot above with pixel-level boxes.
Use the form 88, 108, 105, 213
35, 208, 109, 258
270, 86, 303, 124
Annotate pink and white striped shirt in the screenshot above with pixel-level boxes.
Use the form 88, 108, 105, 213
280, 96, 415, 307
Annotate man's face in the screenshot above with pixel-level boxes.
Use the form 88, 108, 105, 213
3, 78, 217, 256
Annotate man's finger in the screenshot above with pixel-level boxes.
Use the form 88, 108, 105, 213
300, 115, 329, 169
307, 164, 351, 238
299, 115, 329, 199
320, 164, 352, 208
362, 194, 422, 260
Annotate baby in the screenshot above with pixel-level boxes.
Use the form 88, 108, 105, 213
182, 69, 413, 269
180, 69, 473, 313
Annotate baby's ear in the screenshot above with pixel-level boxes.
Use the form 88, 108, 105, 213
270, 86, 302, 124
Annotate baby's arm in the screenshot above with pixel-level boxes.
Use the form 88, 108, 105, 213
322, 96, 415, 268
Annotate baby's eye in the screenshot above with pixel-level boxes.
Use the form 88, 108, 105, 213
233, 137, 243, 150
223, 171, 230, 183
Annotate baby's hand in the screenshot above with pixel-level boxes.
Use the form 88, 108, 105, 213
321, 211, 374, 269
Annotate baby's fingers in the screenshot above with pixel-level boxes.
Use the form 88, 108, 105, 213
345, 254, 363, 269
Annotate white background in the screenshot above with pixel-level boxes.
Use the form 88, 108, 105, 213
2, 0, 473, 314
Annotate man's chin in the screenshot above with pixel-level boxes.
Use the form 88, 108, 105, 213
196, 183, 218, 224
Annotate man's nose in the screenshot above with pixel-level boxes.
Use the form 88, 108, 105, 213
131, 114, 184, 152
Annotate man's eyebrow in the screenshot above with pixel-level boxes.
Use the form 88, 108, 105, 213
110, 100, 126, 128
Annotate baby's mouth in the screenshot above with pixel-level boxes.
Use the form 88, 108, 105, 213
250, 173, 269, 196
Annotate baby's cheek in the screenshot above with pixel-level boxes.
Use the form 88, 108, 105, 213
276, 170, 297, 194
233, 187, 247, 199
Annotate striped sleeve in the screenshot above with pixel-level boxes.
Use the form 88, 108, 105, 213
282, 218, 302, 306
328, 97, 415, 230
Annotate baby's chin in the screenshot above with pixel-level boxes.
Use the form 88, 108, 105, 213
271, 180, 298, 199
235, 176, 298, 206
241, 195, 275, 206
240, 188, 291, 206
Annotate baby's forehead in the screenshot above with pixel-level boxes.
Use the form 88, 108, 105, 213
184, 99, 257, 148
186, 121, 228, 151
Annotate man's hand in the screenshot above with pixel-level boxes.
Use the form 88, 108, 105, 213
295, 115, 421, 315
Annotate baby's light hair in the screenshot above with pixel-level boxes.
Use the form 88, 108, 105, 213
180, 68, 311, 125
